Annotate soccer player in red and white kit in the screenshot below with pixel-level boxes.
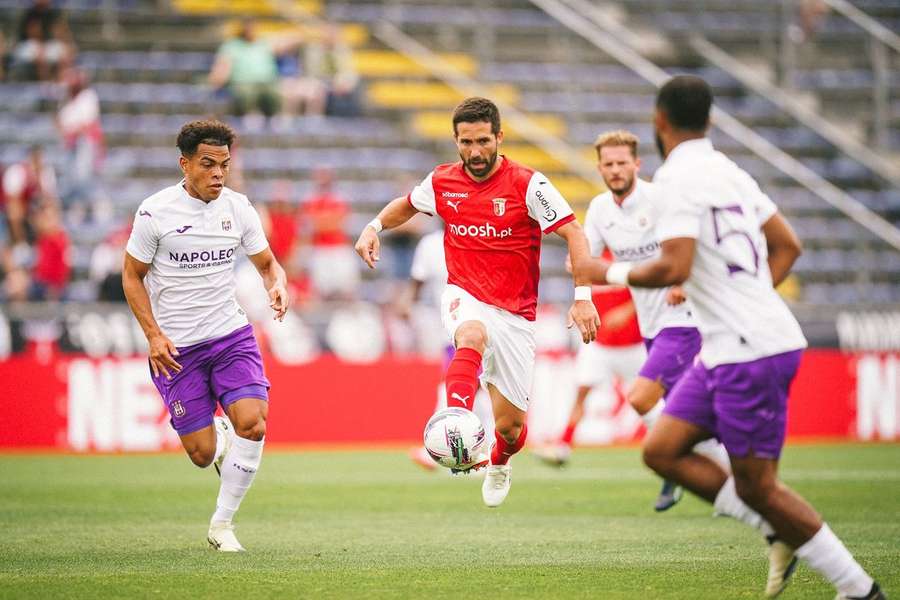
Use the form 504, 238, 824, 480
355, 97, 600, 507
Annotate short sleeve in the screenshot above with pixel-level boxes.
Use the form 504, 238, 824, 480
525, 171, 575, 233
240, 199, 269, 255
407, 171, 436, 215
582, 198, 607, 257
125, 206, 158, 264
655, 185, 703, 242
2, 164, 26, 197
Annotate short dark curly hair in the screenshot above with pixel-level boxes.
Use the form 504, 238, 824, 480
656, 76, 712, 132
452, 97, 501, 136
176, 119, 236, 156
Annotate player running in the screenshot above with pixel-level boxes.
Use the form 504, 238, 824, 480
355, 97, 600, 507
123, 120, 289, 552
589, 77, 883, 599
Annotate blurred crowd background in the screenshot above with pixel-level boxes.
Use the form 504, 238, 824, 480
0, 0, 897, 363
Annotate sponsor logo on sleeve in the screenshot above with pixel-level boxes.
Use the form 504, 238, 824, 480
138, 210, 151, 217
535, 190, 557, 222
175, 225, 193, 234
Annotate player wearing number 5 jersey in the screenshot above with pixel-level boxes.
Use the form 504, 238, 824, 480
589, 76, 882, 600
355, 97, 600, 508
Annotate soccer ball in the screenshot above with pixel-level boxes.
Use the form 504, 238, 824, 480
423, 407, 487, 470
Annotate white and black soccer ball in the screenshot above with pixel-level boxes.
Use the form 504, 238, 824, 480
423, 407, 487, 470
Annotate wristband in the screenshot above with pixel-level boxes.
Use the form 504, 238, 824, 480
574, 286, 591, 301
367, 217, 383, 233
606, 262, 633, 286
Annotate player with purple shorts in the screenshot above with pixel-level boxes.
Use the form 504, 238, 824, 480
122, 120, 289, 553
576, 129, 728, 512
589, 77, 883, 599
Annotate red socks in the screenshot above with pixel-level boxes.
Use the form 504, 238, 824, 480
444, 347, 482, 410
491, 424, 527, 466
560, 423, 576, 446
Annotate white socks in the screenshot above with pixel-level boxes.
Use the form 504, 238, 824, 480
796, 524, 874, 598
694, 438, 732, 473
713, 477, 775, 537
640, 400, 665, 430
212, 435, 264, 524
214, 424, 226, 462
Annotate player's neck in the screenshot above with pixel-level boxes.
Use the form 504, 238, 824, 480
665, 132, 707, 158
465, 155, 504, 183
183, 181, 213, 204
612, 180, 638, 206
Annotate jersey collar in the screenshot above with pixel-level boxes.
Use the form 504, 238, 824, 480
664, 138, 714, 167
180, 178, 221, 206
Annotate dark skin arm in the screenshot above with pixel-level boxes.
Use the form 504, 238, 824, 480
761, 211, 802, 287
122, 252, 182, 380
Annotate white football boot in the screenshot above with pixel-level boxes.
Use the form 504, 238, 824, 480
213, 416, 233, 477
482, 464, 512, 507
207, 520, 245, 552
765, 539, 798, 598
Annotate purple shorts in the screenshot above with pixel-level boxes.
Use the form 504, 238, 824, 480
151, 324, 270, 436
663, 349, 803, 459
640, 327, 702, 392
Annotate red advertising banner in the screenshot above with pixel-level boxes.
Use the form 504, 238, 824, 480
1, 348, 898, 450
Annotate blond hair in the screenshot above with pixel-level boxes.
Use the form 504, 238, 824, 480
593, 130, 639, 159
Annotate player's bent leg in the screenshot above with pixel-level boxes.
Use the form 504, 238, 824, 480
642, 415, 726, 503
627, 376, 665, 425
482, 384, 526, 508
445, 320, 487, 410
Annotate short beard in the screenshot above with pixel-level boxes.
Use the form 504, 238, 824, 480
608, 176, 634, 197
463, 149, 498, 179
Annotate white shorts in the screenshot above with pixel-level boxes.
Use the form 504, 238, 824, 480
440, 284, 536, 412
574, 341, 646, 388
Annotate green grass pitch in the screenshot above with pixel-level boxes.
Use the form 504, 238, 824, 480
1, 444, 897, 599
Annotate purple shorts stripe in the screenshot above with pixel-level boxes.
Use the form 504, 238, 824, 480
638, 327, 701, 392
663, 349, 803, 459
151, 324, 270, 436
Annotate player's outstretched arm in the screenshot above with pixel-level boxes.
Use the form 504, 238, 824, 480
354, 196, 419, 269
555, 220, 600, 343
599, 237, 697, 289
122, 253, 182, 380
761, 211, 802, 287
248, 247, 290, 321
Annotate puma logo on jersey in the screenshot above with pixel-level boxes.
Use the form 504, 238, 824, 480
175, 225, 193, 234
446, 200, 462, 212
451, 393, 470, 404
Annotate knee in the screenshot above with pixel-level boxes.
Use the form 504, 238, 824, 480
642, 441, 673, 477
494, 415, 524, 444
186, 446, 215, 468
234, 414, 267, 441
455, 323, 487, 354
734, 475, 776, 511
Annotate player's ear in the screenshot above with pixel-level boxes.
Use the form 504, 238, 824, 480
496, 130, 503, 145
634, 155, 642, 171
179, 154, 188, 174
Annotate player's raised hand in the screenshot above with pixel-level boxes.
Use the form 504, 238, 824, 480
354, 227, 380, 269
666, 285, 686, 305
268, 283, 290, 321
567, 300, 601, 344
148, 333, 181, 380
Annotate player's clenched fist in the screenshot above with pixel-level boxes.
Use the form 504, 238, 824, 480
355, 227, 381, 269
567, 299, 601, 344
148, 332, 182, 380
268, 283, 290, 321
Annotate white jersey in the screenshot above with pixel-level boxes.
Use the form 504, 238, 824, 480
584, 178, 694, 338
126, 182, 269, 347
409, 229, 447, 308
653, 139, 807, 366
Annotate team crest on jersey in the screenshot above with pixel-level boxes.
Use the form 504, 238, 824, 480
492, 198, 506, 216
221, 217, 232, 231
172, 400, 185, 418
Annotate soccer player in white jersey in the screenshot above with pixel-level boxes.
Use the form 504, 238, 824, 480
403, 229, 494, 471
355, 97, 600, 507
588, 77, 883, 599
122, 120, 289, 552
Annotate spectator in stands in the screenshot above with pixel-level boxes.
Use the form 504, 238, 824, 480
56, 68, 104, 208
29, 201, 70, 300
1, 146, 58, 245
300, 167, 359, 299
17, 0, 65, 42
208, 19, 303, 121
303, 23, 360, 117
11, 16, 72, 81
89, 227, 129, 302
